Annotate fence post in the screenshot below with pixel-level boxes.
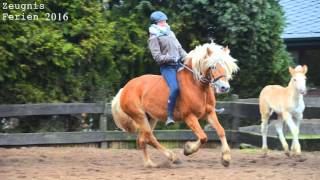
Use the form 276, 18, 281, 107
99, 102, 109, 132
231, 94, 240, 147
99, 114, 107, 131
99, 102, 109, 148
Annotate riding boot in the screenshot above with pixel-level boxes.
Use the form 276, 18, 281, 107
166, 116, 175, 126
166, 99, 175, 126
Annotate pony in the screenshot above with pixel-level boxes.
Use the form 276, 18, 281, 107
259, 65, 308, 156
111, 42, 239, 167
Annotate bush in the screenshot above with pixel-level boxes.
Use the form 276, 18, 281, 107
0, 0, 120, 103
106, 0, 293, 98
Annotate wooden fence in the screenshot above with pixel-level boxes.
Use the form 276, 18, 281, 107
0, 97, 319, 148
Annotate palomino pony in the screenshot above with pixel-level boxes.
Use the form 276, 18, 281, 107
259, 65, 308, 156
112, 42, 239, 167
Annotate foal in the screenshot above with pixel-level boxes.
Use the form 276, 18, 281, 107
259, 65, 307, 156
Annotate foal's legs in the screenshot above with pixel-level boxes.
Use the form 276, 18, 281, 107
261, 117, 270, 155
283, 112, 301, 156
260, 104, 271, 155
183, 114, 207, 156
289, 112, 302, 156
207, 111, 231, 167
274, 118, 290, 156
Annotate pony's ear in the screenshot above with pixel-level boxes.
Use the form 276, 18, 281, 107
302, 65, 308, 74
207, 47, 213, 56
223, 46, 230, 54
289, 66, 295, 76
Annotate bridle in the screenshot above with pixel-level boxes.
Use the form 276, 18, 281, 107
179, 62, 227, 87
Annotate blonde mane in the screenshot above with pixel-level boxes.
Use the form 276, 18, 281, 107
185, 42, 239, 81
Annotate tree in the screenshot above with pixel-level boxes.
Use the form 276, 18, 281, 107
0, 0, 293, 104
0, 0, 120, 103
107, 0, 293, 98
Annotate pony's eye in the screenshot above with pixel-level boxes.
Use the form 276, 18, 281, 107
293, 78, 297, 82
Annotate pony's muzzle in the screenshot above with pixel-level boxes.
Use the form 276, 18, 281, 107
220, 86, 230, 93
214, 81, 230, 93
299, 89, 307, 95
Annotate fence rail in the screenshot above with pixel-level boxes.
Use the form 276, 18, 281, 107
0, 98, 319, 147
0, 103, 111, 117
0, 130, 236, 146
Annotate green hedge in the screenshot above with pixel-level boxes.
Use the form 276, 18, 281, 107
0, 0, 293, 104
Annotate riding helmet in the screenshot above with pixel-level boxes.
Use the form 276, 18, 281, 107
150, 11, 168, 23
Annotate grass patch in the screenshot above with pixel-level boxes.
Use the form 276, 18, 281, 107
285, 134, 320, 139
240, 148, 260, 154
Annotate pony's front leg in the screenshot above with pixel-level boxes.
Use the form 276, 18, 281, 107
291, 112, 303, 156
183, 114, 207, 156
207, 111, 231, 167
283, 112, 301, 156
274, 120, 290, 156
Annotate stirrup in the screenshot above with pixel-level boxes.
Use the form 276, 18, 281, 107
166, 117, 175, 126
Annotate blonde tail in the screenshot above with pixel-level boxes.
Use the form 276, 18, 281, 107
111, 89, 138, 133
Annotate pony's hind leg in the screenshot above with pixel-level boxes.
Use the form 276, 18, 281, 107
124, 108, 156, 167
137, 130, 156, 168
138, 118, 180, 166
207, 111, 231, 167
146, 131, 181, 165
274, 118, 289, 156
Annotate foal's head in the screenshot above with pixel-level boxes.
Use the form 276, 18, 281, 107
289, 65, 308, 95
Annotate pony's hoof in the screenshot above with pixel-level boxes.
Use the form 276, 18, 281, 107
291, 153, 301, 158
173, 158, 182, 165
184, 149, 192, 156
291, 151, 301, 157
285, 151, 290, 157
144, 160, 157, 168
183, 143, 193, 156
261, 148, 268, 157
290, 153, 307, 162
221, 153, 231, 167
221, 158, 230, 167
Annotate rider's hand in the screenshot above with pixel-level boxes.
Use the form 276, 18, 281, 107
179, 57, 185, 64
170, 56, 179, 63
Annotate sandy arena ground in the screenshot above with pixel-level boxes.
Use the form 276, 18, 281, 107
0, 147, 319, 180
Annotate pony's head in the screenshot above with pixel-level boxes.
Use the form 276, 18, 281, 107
186, 42, 239, 93
289, 65, 308, 95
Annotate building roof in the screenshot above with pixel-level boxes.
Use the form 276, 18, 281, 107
280, 0, 320, 39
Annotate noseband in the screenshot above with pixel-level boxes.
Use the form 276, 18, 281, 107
199, 66, 226, 86
179, 62, 226, 87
